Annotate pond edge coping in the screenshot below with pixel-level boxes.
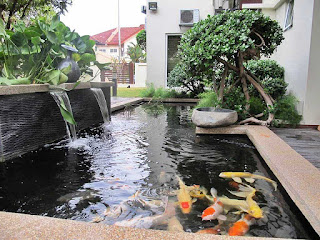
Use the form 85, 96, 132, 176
196, 125, 320, 237
0, 82, 114, 95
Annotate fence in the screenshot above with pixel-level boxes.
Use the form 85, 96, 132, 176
101, 62, 134, 84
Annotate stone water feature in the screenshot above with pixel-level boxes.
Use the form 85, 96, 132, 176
0, 82, 113, 162
192, 107, 238, 127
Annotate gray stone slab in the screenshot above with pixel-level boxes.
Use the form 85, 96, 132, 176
0, 84, 50, 95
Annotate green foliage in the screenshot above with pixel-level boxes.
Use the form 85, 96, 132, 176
177, 10, 284, 95
167, 62, 205, 95
195, 91, 220, 108
0, 15, 98, 85
136, 29, 146, 51
1, 0, 71, 29
140, 84, 192, 99
127, 43, 145, 63
273, 94, 302, 127
245, 60, 287, 99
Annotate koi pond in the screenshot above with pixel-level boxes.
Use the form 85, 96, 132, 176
0, 104, 315, 238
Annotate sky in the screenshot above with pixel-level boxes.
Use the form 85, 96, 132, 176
60, 0, 146, 36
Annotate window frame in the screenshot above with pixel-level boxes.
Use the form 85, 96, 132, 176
284, 0, 294, 31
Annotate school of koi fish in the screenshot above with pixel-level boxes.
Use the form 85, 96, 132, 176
94, 171, 277, 236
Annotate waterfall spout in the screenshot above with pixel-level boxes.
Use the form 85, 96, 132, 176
50, 91, 77, 141
90, 88, 110, 124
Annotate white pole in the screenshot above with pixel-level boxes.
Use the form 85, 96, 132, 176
118, 0, 121, 62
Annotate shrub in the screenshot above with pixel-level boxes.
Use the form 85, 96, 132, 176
245, 60, 287, 100
140, 85, 192, 99
195, 91, 220, 108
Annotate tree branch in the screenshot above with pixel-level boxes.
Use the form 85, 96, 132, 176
219, 65, 229, 103
6, 0, 19, 29
21, 0, 33, 19
252, 30, 265, 47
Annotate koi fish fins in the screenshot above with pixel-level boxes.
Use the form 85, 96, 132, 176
232, 177, 242, 183
244, 177, 255, 183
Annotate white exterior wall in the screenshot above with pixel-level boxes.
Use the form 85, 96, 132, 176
135, 63, 147, 87
304, 0, 320, 124
259, 0, 318, 124
146, 0, 215, 88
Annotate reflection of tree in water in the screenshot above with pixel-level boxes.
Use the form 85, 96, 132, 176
141, 102, 166, 118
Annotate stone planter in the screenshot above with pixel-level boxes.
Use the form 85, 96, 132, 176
0, 82, 113, 162
191, 107, 238, 128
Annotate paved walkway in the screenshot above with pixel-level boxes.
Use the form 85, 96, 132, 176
272, 128, 320, 170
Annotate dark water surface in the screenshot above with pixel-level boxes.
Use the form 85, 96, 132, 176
0, 104, 314, 238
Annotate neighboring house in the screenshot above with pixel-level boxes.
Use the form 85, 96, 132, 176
146, 0, 319, 125
90, 24, 145, 63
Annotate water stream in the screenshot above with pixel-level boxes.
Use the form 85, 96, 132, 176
90, 88, 110, 123
50, 91, 77, 141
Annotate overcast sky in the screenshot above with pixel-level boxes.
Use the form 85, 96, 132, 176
60, 0, 146, 36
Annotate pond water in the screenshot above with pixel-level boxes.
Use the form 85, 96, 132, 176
0, 104, 314, 238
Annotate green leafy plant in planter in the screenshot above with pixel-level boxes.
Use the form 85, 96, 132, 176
0, 15, 108, 86
0, 15, 110, 125
176, 10, 286, 126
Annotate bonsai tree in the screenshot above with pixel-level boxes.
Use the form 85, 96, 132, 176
178, 10, 284, 125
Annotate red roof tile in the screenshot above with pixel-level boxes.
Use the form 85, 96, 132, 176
90, 24, 145, 46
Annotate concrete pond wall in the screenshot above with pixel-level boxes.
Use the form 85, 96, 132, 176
0, 82, 112, 162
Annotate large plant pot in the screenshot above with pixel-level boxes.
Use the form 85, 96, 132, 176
192, 107, 238, 128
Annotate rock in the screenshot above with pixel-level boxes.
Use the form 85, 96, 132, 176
191, 107, 238, 128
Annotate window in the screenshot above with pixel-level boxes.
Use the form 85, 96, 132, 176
99, 49, 106, 52
110, 49, 118, 53
167, 35, 182, 77
284, 0, 294, 31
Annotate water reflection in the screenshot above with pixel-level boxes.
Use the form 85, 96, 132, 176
0, 104, 313, 238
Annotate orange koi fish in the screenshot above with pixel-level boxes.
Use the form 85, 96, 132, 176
201, 188, 226, 221
228, 214, 254, 236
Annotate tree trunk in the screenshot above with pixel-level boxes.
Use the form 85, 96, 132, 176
240, 72, 274, 126
219, 65, 228, 103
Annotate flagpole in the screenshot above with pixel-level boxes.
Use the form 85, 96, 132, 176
118, 0, 121, 62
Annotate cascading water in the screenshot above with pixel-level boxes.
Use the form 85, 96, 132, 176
50, 91, 77, 141
0, 123, 3, 161
90, 88, 110, 123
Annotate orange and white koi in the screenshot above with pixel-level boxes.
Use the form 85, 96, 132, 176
177, 176, 196, 214
228, 214, 254, 236
201, 188, 226, 221
219, 172, 277, 190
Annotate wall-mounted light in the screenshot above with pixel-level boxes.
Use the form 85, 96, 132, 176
148, 2, 157, 11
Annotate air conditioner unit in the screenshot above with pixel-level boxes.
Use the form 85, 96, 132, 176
179, 9, 200, 26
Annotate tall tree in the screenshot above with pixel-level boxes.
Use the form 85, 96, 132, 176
1, 0, 71, 29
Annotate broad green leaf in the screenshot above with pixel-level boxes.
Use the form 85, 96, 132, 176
51, 15, 60, 30
0, 19, 8, 37
58, 97, 76, 125
46, 31, 58, 44
46, 70, 61, 85
72, 53, 81, 62
0, 77, 30, 85
61, 64, 72, 75
59, 72, 68, 84
31, 36, 43, 45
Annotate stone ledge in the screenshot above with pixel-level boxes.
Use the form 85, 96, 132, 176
0, 82, 113, 96
196, 125, 320, 236
0, 211, 285, 240
0, 84, 50, 95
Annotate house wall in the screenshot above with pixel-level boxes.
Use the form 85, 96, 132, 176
146, 0, 215, 88
135, 63, 147, 87
304, 0, 320, 125
259, 0, 317, 124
